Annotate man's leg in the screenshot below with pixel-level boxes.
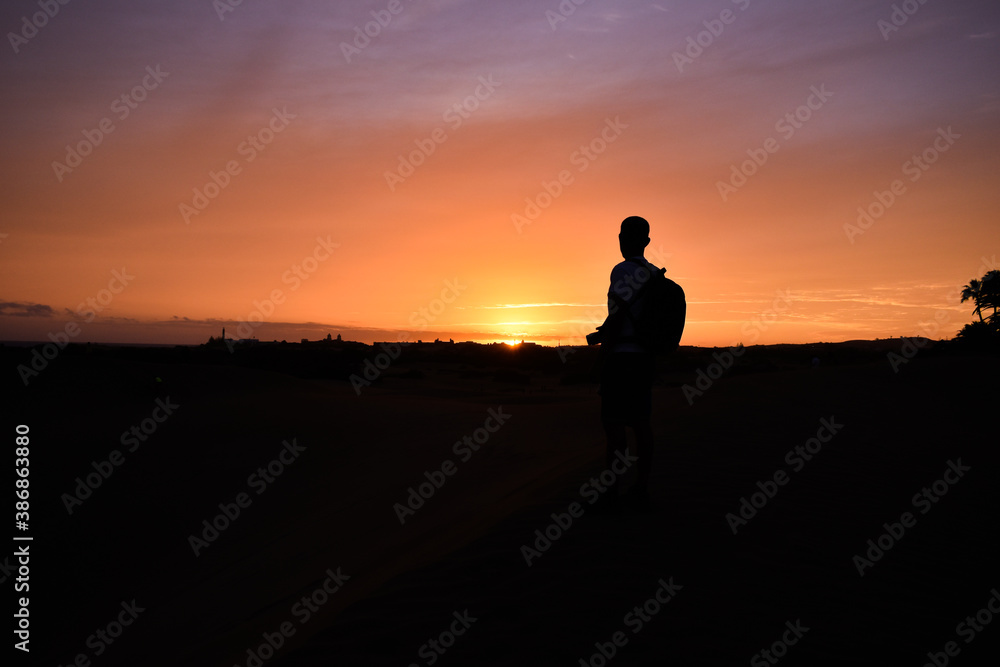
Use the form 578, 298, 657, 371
600, 352, 627, 502
605, 423, 628, 495
634, 419, 654, 495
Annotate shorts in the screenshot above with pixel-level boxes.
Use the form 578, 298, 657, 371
598, 352, 655, 428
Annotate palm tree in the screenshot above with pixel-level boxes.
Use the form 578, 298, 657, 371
956, 320, 992, 341
961, 278, 985, 322
957, 270, 1000, 345
981, 270, 1000, 321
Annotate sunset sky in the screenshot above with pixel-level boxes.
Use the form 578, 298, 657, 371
1, 0, 998, 346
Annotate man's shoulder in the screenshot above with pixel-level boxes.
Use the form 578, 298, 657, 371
610, 257, 659, 278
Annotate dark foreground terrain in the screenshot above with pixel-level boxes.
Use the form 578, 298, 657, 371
3, 339, 999, 666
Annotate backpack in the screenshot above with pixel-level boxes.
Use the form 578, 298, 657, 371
609, 259, 686, 354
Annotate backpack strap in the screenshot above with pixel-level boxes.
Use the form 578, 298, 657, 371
607, 259, 662, 343
623, 259, 665, 306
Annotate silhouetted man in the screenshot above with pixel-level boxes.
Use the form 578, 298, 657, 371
597, 216, 659, 509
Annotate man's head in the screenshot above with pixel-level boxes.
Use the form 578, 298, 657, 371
619, 216, 650, 259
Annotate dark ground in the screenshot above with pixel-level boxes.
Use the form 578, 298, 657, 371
2, 339, 998, 666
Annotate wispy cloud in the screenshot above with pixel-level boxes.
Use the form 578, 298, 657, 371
458, 302, 603, 310
0, 302, 54, 318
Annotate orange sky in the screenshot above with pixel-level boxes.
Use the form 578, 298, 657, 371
1, 0, 998, 346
